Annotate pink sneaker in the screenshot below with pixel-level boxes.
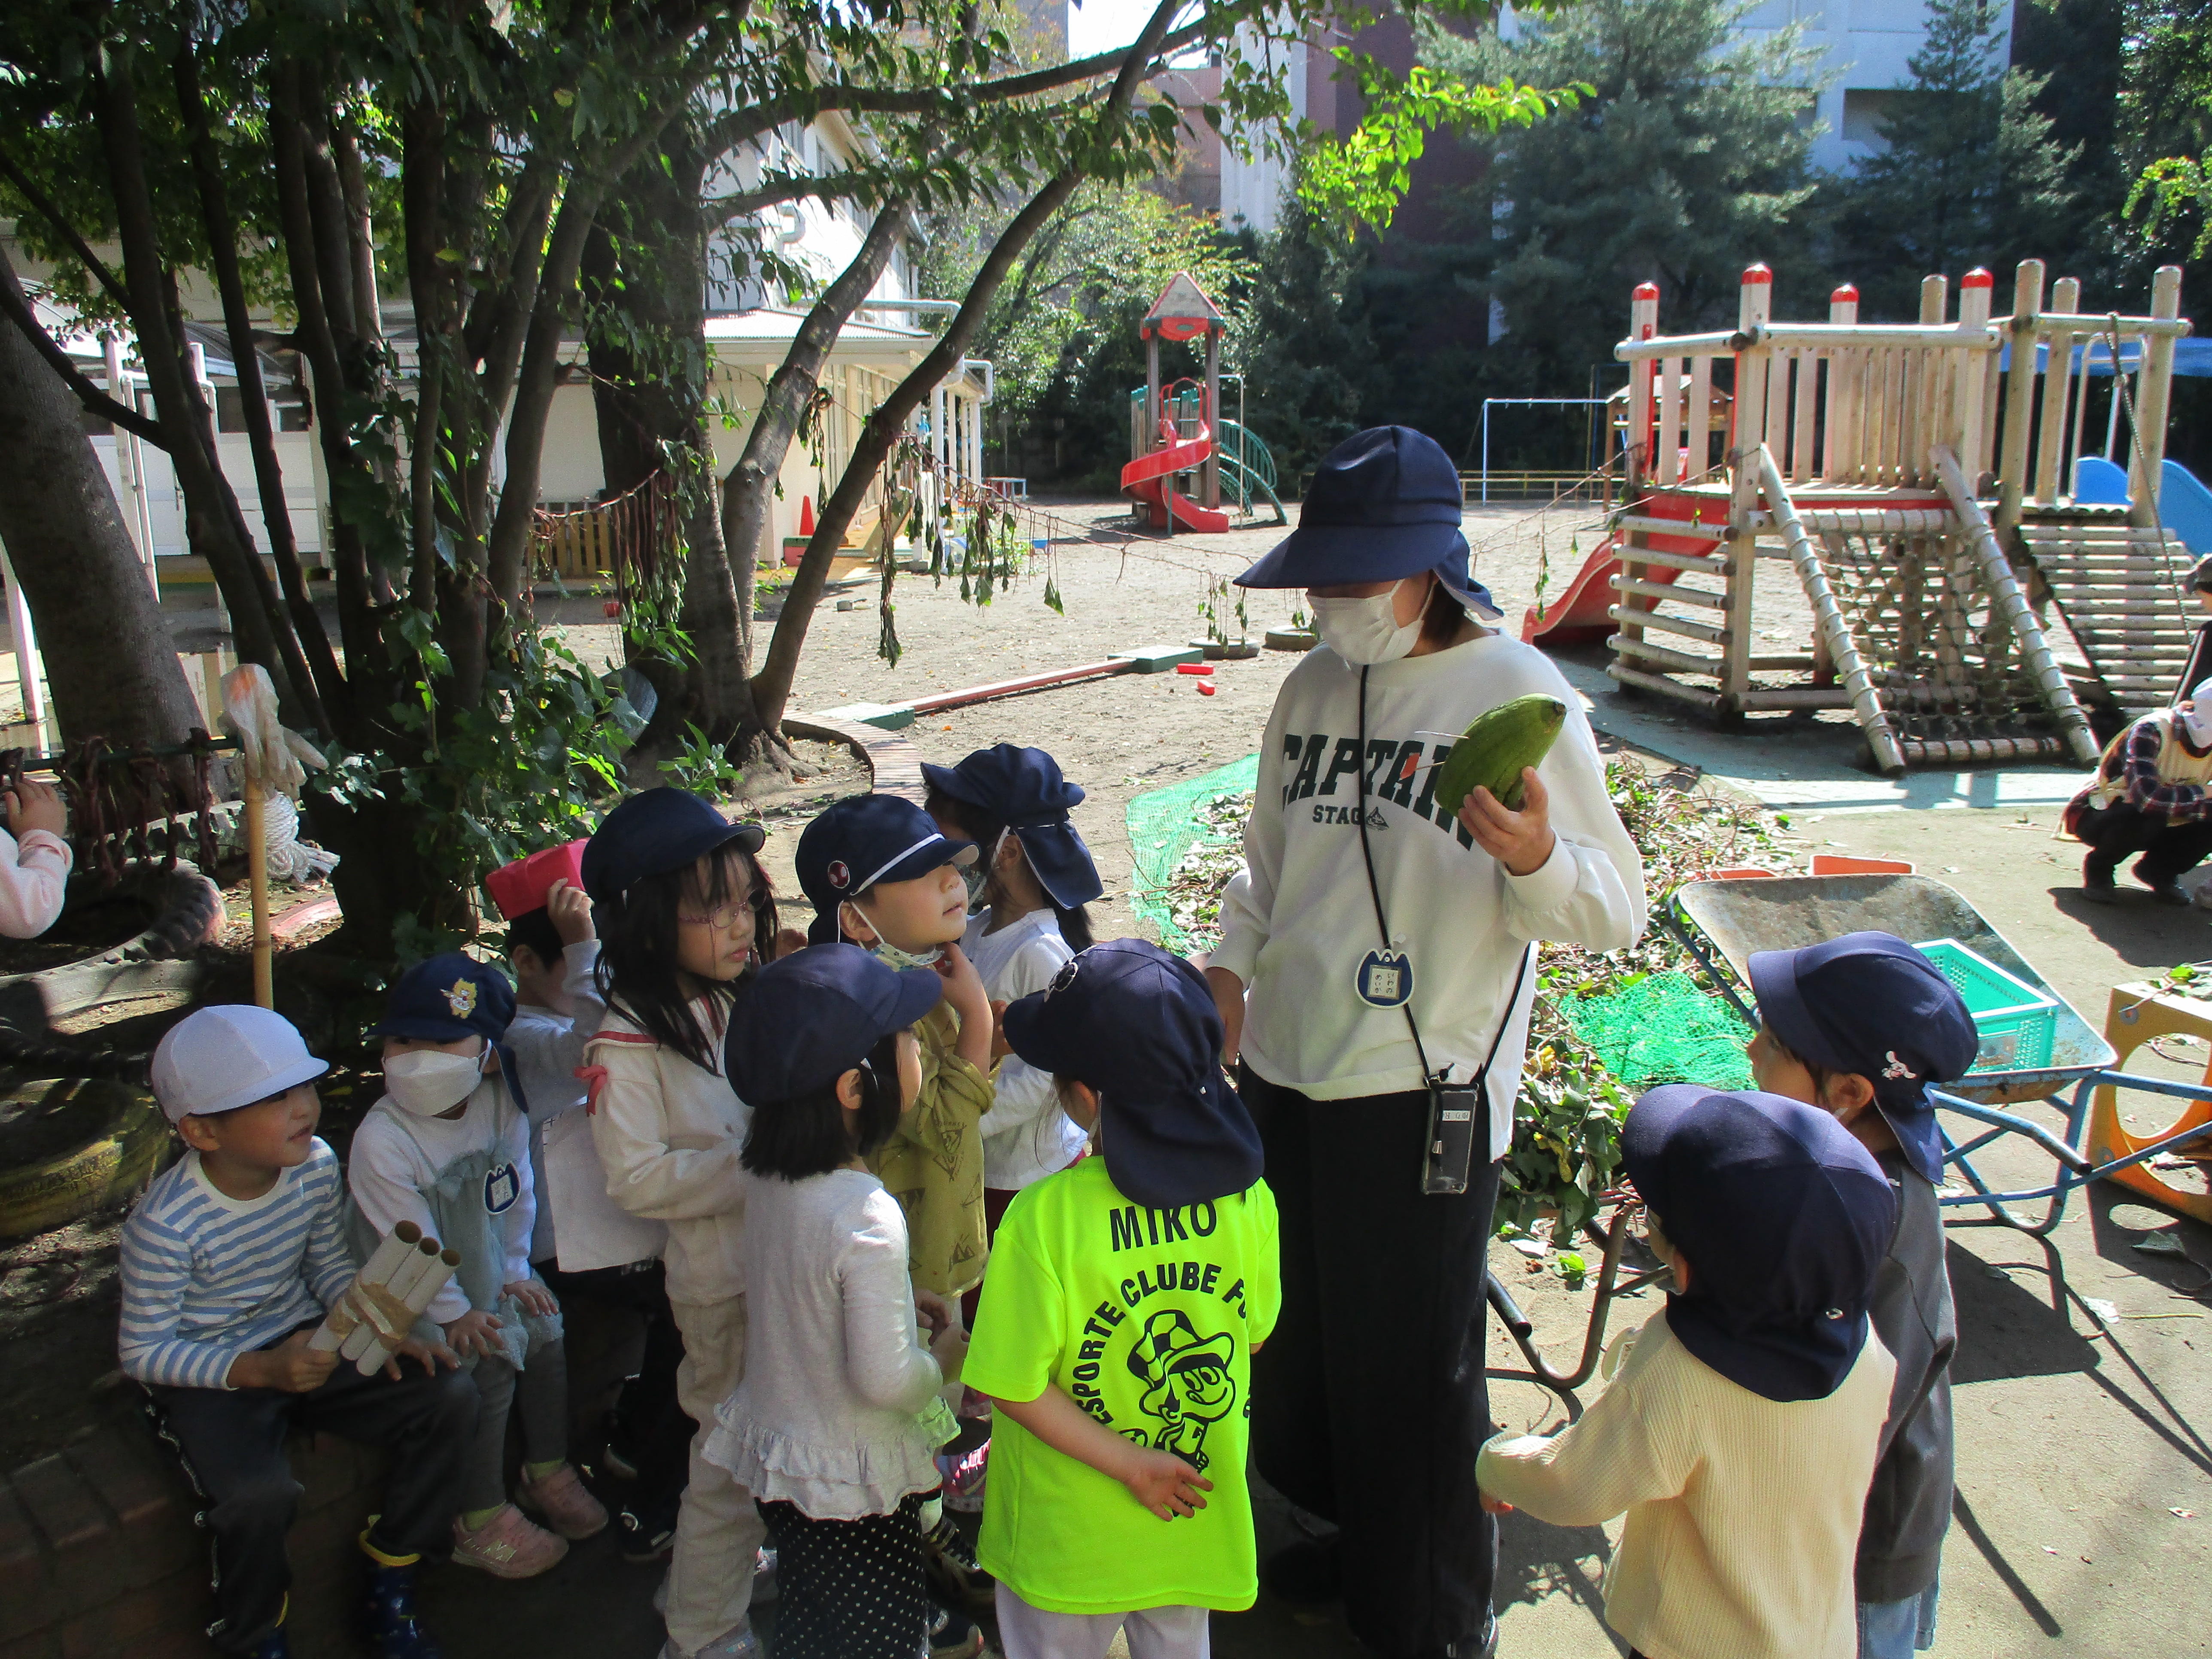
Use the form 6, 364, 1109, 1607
520, 1463, 609, 1540
936, 1440, 988, 1514
451, 1504, 568, 1578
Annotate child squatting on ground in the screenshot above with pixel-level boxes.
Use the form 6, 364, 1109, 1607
967, 938, 1281, 1659
582, 787, 783, 1659
1746, 932, 1980, 1658
923, 743, 1103, 1509
705, 944, 975, 1659
121, 1004, 477, 1659
1476, 1084, 1900, 1659
797, 792, 1001, 1625
347, 953, 605, 1577
491, 839, 692, 1560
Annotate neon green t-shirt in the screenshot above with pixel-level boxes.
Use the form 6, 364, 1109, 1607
963, 1156, 1280, 1615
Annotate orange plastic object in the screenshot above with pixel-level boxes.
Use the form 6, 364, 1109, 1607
1809, 853, 1915, 876
2091, 984, 2212, 1223
1176, 663, 1215, 676
1687, 867, 1778, 881
1197, 683, 1217, 696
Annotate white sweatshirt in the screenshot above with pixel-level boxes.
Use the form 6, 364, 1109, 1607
1214, 632, 1647, 1159
584, 1000, 750, 1307
0, 827, 70, 939
348, 1081, 535, 1325
963, 908, 1089, 1191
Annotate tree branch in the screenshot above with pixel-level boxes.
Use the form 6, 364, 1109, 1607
0, 252, 167, 446
0, 146, 137, 317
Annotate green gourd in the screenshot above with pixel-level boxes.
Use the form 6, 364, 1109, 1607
1433, 695, 1567, 815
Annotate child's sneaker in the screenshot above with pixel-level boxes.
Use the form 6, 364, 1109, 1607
936, 1440, 988, 1513
248, 1625, 292, 1659
927, 1604, 985, 1659
520, 1462, 610, 1539
921, 1511, 994, 1612
359, 1546, 442, 1659
450, 1503, 568, 1578
620, 1495, 679, 1562
659, 1627, 761, 1659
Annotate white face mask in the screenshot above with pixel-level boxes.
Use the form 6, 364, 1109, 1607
384, 1047, 486, 1117
1311, 584, 1422, 665
842, 901, 944, 969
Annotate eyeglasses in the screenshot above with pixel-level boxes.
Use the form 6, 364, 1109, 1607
678, 889, 769, 930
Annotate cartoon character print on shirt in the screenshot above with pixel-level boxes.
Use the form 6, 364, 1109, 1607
483, 1161, 521, 1215
1277, 729, 1487, 848
1121, 1309, 1239, 1472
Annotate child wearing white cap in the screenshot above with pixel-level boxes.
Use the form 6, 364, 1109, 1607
119, 1005, 475, 1659
2065, 678, 2212, 903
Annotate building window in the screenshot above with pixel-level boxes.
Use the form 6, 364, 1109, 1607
1841, 88, 1906, 148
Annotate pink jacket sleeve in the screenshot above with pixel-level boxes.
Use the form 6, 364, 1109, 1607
0, 829, 72, 938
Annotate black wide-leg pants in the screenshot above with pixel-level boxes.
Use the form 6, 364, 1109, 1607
1243, 1069, 1500, 1659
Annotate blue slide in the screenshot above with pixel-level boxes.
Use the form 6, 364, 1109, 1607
2071, 455, 2212, 556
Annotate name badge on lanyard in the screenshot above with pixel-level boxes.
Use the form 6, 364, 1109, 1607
484, 1162, 520, 1215
1355, 948, 1415, 1009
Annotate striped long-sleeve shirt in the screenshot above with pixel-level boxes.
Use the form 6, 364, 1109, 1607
118, 1139, 354, 1390
2082, 709, 2212, 821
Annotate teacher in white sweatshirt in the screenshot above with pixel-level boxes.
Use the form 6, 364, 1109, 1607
1208, 425, 1647, 1659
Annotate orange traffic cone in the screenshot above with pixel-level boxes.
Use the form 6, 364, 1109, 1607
799, 496, 815, 536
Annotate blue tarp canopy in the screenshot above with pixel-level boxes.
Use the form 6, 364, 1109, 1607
1996, 337, 2212, 376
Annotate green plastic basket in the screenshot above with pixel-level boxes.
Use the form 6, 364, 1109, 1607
1911, 937, 2057, 1073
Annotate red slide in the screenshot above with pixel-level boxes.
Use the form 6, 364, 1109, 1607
1519, 495, 1720, 647
1123, 423, 1231, 532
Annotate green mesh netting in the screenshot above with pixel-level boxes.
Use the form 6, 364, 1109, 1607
1560, 972, 1756, 1091
1124, 754, 1260, 953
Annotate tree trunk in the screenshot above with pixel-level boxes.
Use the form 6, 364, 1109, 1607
0, 252, 203, 752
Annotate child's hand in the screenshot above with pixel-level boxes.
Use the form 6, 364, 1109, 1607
913, 1287, 954, 1338
988, 999, 1011, 1064
546, 879, 595, 947
385, 1333, 462, 1379
5, 778, 66, 840
1121, 1448, 1212, 1521
929, 1319, 969, 1382
442, 1308, 506, 1359
504, 1279, 559, 1318
231, 1330, 338, 1394
1479, 1490, 1515, 1515
938, 943, 994, 1070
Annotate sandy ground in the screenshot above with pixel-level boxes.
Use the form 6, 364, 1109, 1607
404, 496, 2209, 1655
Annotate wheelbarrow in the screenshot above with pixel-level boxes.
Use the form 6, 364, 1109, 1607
1486, 871, 2212, 1404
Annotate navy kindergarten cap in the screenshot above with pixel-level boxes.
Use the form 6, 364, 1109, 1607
1003, 939, 1263, 1210
1624, 1085, 1897, 1404
797, 795, 977, 944
371, 951, 517, 1046
725, 944, 942, 1102
1749, 931, 1979, 1186
1234, 425, 1501, 621
582, 787, 765, 905
921, 745, 1104, 911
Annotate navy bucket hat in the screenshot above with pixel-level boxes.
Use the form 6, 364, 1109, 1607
1748, 931, 1980, 1186
1234, 425, 1501, 620
371, 951, 517, 1047
921, 744, 1104, 911
1003, 939, 1263, 1210
724, 944, 943, 1103
1624, 1085, 1897, 1403
582, 788, 766, 906
796, 795, 977, 945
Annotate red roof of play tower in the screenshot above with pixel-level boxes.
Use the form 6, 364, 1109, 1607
1142, 272, 1225, 342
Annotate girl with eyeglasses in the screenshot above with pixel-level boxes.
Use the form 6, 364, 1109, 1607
578, 789, 783, 1659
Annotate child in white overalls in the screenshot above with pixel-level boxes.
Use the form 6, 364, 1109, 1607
348, 951, 606, 1578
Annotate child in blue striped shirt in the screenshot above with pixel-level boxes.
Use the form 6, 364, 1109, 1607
121, 1005, 477, 1659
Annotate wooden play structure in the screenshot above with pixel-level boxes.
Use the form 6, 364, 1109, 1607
1526, 260, 2194, 772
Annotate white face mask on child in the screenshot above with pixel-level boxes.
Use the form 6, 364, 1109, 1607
1311, 584, 1422, 665
384, 1048, 486, 1117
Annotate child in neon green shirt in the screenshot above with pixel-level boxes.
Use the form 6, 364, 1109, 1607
965, 940, 1279, 1657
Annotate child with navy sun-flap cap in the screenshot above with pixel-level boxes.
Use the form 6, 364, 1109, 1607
966, 938, 1279, 1659
1477, 1085, 1899, 1659
1747, 931, 1980, 1658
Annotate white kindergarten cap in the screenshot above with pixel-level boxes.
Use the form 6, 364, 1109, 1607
2186, 681, 2212, 748
151, 1004, 331, 1122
